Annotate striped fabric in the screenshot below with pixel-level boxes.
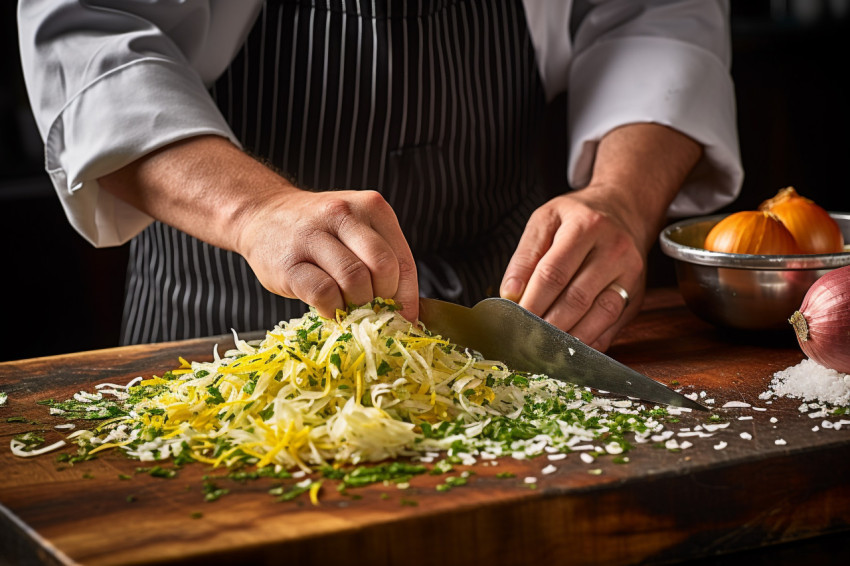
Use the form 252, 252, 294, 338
121, 0, 550, 344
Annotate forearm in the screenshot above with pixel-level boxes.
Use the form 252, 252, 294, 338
98, 134, 295, 254
577, 122, 703, 253
98, 134, 419, 320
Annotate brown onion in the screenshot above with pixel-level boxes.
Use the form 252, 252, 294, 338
789, 265, 850, 374
704, 210, 800, 255
759, 187, 844, 254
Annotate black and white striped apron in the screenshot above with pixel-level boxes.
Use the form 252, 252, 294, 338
121, 0, 552, 345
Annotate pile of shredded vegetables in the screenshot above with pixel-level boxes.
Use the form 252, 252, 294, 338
29, 300, 670, 471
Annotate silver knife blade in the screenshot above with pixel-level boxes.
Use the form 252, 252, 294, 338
418, 297, 707, 411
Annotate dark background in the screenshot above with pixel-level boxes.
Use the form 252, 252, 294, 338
2, 1, 849, 362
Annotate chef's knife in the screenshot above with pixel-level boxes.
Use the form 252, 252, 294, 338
418, 297, 707, 411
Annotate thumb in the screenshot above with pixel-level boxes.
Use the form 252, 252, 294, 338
393, 256, 420, 322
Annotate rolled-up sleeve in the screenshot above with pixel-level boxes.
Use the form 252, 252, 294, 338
525, 0, 743, 217
18, 0, 261, 246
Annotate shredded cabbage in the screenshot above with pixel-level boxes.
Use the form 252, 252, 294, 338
27, 299, 671, 471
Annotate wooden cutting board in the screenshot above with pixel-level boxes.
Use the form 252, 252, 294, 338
1, 289, 849, 566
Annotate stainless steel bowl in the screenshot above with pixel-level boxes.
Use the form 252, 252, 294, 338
659, 213, 850, 330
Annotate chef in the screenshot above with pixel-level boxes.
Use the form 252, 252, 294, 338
18, 0, 742, 351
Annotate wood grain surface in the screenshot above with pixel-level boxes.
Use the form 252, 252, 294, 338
1, 289, 848, 566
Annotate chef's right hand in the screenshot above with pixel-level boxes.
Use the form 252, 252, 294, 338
235, 188, 420, 322
99, 135, 419, 322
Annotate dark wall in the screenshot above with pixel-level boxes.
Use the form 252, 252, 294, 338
2, 3, 848, 361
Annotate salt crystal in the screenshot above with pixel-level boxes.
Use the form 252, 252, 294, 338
766, 359, 850, 406
770, 417, 778, 424
605, 443, 624, 455
678, 431, 713, 438
651, 431, 674, 442
775, 439, 787, 446
722, 401, 751, 409
714, 441, 728, 450
685, 393, 698, 401
705, 399, 716, 404
812, 426, 820, 432
740, 432, 753, 440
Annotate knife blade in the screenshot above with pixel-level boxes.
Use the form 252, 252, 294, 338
418, 297, 707, 411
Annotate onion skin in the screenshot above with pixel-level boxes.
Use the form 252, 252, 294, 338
759, 187, 844, 254
704, 210, 801, 255
789, 265, 850, 374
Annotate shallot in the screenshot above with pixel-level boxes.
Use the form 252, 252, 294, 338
789, 265, 850, 374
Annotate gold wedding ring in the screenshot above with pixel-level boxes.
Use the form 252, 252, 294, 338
608, 283, 630, 306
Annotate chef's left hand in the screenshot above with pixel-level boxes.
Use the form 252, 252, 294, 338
499, 186, 645, 352
499, 123, 703, 352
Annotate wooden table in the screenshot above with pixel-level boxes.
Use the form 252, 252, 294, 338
1, 289, 848, 566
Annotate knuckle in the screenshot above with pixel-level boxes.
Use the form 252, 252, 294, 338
535, 262, 571, 290
358, 190, 388, 208
509, 252, 542, 275
562, 285, 593, 312
336, 258, 372, 288
306, 276, 341, 306
371, 250, 400, 279
321, 198, 357, 231
595, 293, 623, 320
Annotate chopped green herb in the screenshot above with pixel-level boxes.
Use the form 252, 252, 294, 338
6, 416, 37, 424
205, 385, 225, 406
203, 481, 229, 502
271, 483, 311, 502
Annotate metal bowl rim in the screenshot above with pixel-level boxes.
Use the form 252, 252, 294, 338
659, 212, 850, 270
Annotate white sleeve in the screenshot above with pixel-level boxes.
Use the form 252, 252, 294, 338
17, 0, 262, 247
524, 0, 743, 218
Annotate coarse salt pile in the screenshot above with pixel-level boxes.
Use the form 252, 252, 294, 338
761, 359, 850, 406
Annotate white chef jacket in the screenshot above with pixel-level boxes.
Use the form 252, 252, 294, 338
18, 0, 743, 248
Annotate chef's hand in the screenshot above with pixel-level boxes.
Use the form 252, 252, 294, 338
499, 187, 645, 351
99, 135, 419, 321
499, 123, 703, 351
235, 188, 419, 321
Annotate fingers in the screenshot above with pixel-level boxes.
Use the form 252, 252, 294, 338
500, 195, 646, 351
243, 189, 419, 321
356, 192, 419, 321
